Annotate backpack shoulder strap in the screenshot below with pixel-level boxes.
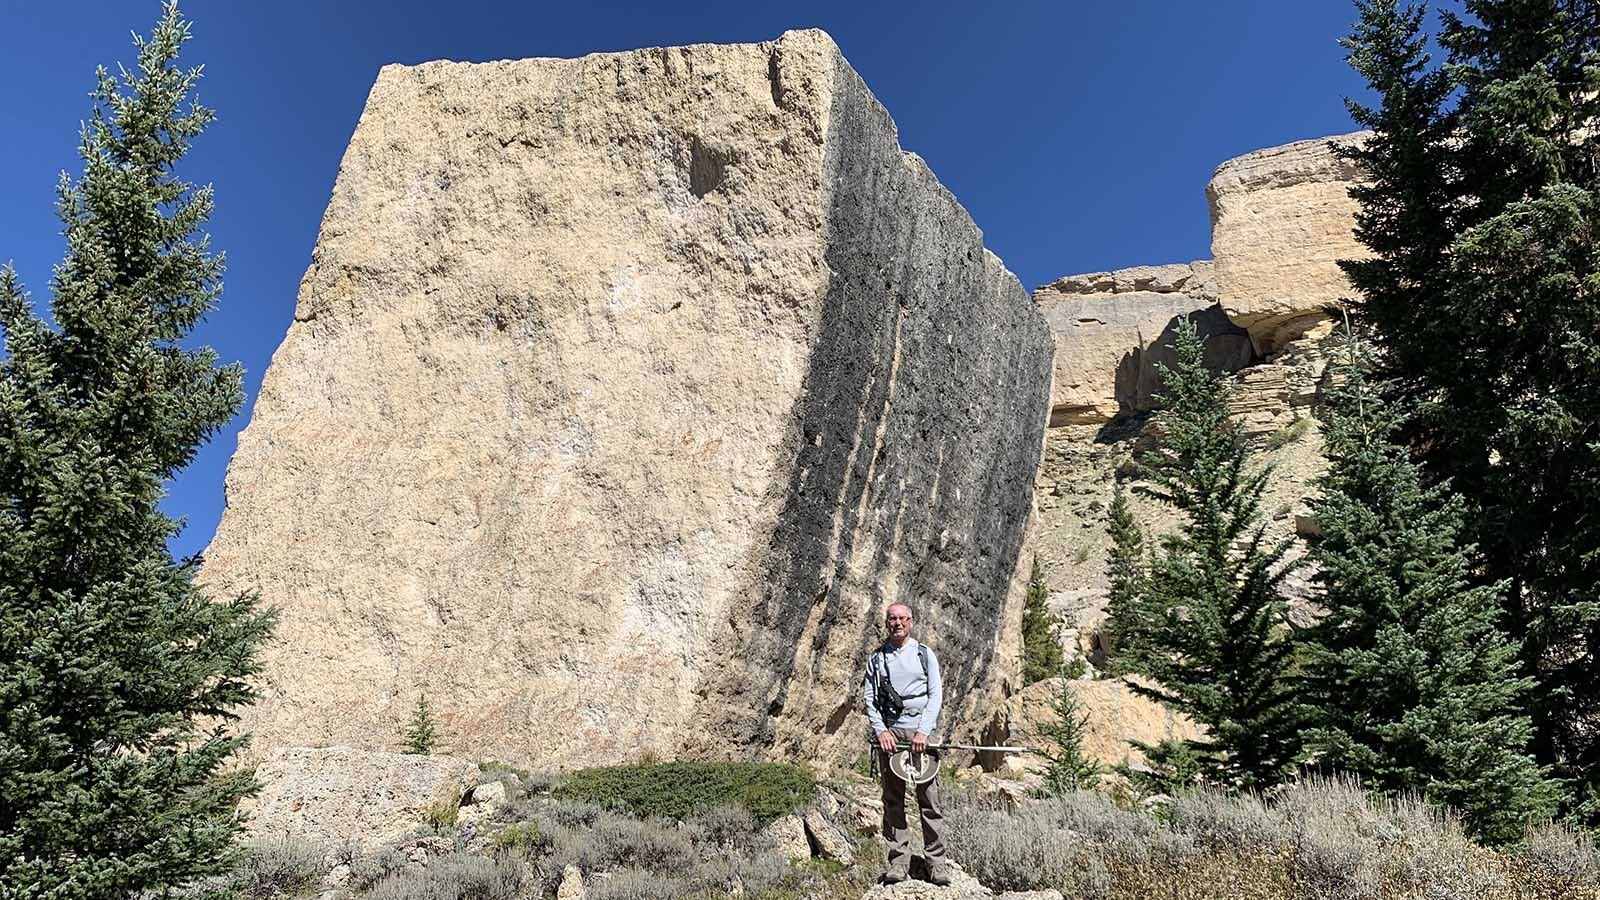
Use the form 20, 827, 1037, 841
918, 643, 929, 679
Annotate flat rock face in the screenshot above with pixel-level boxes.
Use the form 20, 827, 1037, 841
1207, 132, 1370, 353
1033, 264, 1251, 425
203, 30, 1052, 768
243, 747, 477, 850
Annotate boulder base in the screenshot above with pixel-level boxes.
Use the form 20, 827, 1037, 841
242, 747, 477, 850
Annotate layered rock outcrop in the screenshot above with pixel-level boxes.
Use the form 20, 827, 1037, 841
203, 31, 1053, 768
1031, 132, 1366, 671
1208, 131, 1370, 353
1033, 262, 1251, 426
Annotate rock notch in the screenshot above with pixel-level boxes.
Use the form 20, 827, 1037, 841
203, 30, 1053, 768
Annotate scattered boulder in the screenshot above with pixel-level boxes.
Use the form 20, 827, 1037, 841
320, 864, 353, 890
968, 772, 1034, 812
765, 814, 812, 863
557, 864, 587, 900
803, 808, 856, 864
468, 780, 509, 806
403, 835, 457, 865
243, 746, 476, 850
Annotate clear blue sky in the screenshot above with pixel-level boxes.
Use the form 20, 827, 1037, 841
2, 1, 1369, 561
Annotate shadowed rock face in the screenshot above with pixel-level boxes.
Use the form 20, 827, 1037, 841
687, 52, 1055, 762
1033, 262, 1252, 426
202, 30, 1052, 768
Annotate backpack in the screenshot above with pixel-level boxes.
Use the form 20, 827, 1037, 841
872, 642, 930, 725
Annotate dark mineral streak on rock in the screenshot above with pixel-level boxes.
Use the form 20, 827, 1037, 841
693, 50, 1053, 756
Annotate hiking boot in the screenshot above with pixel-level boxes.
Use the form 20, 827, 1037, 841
926, 859, 952, 886
883, 858, 909, 884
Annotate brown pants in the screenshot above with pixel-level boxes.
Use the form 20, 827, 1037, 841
878, 726, 946, 865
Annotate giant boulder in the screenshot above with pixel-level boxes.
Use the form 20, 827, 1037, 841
203, 31, 1053, 768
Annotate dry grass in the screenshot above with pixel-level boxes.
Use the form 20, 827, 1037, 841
944, 776, 1600, 900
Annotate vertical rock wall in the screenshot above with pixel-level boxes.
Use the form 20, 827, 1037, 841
687, 53, 1054, 761
203, 31, 1052, 769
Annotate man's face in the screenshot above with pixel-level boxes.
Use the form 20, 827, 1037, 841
885, 606, 912, 641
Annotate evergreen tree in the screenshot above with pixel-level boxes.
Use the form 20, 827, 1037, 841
1038, 668, 1101, 796
1340, 0, 1600, 820
403, 694, 441, 755
1021, 559, 1064, 685
1101, 482, 1149, 671
1116, 738, 1205, 800
1114, 320, 1301, 789
0, 5, 273, 896
1300, 336, 1556, 844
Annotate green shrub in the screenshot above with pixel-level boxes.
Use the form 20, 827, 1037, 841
491, 822, 550, 855
1514, 823, 1600, 896
1165, 790, 1277, 854
941, 779, 1553, 900
1265, 416, 1312, 450
552, 761, 814, 825
588, 816, 697, 872
346, 846, 408, 891
685, 802, 760, 852
587, 867, 680, 900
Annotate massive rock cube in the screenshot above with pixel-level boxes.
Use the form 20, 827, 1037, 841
202, 30, 1053, 768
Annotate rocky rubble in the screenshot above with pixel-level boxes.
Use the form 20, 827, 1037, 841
859, 862, 1063, 900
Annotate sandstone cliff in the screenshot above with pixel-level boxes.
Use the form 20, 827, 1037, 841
203, 31, 1054, 768
1031, 132, 1365, 669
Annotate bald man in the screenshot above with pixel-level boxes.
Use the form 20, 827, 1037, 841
862, 603, 948, 885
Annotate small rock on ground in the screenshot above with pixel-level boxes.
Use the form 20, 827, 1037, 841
803, 808, 855, 865
556, 863, 586, 900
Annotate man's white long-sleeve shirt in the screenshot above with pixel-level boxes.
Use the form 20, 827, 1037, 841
862, 638, 943, 735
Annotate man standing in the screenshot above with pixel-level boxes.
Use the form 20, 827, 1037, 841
863, 603, 949, 885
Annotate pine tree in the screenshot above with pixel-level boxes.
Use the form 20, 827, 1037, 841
1339, 0, 1600, 820
1115, 320, 1301, 789
0, 5, 273, 895
403, 694, 441, 755
1038, 668, 1101, 796
1101, 482, 1148, 671
1021, 559, 1064, 685
1300, 336, 1556, 844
